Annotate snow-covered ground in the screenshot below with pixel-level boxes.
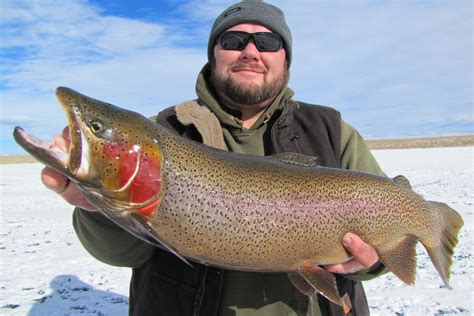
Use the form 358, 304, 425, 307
1, 147, 472, 315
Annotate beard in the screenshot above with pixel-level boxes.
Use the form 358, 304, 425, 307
210, 62, 288, 106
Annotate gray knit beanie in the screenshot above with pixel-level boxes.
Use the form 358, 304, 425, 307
208, 0, 292, 67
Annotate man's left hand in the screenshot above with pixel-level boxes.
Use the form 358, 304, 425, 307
323, 233, 379, 274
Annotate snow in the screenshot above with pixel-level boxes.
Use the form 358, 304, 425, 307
1, 147, 472, 315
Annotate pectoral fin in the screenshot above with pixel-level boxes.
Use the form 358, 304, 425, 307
83, 189, 192, 267
127, 213, 193, 267
289, 262, 352, 314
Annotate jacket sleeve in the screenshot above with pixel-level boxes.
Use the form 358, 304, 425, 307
339, 120, 389, 281
73, 208, 156, 268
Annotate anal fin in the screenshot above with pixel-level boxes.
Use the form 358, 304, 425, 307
378, 235, 418, 285
290, 262, 352, 315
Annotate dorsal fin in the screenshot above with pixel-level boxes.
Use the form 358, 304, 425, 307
273, 152, 319, 167
393, 175, 412, 189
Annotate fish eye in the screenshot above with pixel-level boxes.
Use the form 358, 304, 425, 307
89, 119, 105, 134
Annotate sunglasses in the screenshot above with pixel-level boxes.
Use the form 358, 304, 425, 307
217, 31, 283, 52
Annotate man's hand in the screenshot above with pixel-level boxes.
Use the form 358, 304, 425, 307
41, 167, 98, 211
40, 127, 98, 212
324, 233, 379, 274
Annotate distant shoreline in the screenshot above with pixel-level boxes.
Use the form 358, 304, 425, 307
2, 135, 473, 164
366, 134, 474, 150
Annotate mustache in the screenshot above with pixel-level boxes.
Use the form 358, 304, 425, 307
230, 62, 267, 73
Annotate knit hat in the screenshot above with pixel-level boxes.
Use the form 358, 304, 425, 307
208, 0, 292, 67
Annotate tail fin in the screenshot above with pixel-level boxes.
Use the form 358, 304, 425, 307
421, 201, 464, 289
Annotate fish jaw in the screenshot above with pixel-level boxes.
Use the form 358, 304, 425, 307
55, 87, 91, 178
13, 126, 72, 176
12, 88, 92, 181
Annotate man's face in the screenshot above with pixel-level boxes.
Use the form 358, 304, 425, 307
210, 23, 288, 106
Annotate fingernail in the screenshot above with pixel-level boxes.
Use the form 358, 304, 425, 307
55, 178, 70, 194
343, 236, 352, 247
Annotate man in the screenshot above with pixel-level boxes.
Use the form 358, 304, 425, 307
42, 1, 387, 315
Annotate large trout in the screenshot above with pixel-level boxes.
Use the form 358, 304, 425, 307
13, 87, 463, 313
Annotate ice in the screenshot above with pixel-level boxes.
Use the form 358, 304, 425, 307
0, 147, 472, 315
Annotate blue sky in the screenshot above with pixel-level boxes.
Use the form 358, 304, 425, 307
1, 0, 472, 155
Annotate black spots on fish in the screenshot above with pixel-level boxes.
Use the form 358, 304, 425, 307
106, 162, 118, 173
145, 144, 158, 155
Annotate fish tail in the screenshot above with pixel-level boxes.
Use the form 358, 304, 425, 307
421, 201, 464, 289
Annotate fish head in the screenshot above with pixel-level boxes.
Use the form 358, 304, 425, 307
13, 87, 163, 216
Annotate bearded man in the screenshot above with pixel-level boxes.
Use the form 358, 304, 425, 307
42, 1, 387, 315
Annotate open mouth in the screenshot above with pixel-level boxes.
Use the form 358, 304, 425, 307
12, 87, 86, 178
13, 126, 69, 166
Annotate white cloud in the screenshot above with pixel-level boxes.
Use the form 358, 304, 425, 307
176, 0, 233, 20
0, 0, 208, 154
274, 0, 472, 137
0, 0, 206, 102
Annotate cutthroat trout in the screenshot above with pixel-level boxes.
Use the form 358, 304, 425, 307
13, 87, 463, 313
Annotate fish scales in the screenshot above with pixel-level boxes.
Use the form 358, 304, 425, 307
13, 87, 464, 314
153, 129, 434, 270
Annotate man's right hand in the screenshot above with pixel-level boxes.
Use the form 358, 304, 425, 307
40, 127, 98, 212
41, 167, 98, 211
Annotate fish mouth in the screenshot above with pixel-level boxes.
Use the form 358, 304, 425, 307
12, 87, 87, 179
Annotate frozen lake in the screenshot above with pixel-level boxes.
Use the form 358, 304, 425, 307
1, 147, 472, 315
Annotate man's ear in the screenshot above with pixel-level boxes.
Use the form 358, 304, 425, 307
209, 53, 216, 70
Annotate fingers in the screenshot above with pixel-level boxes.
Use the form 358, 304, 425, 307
51, 127, 70, 151
52, 134, 68, 152
41, 167, 98, 211
41, 167, 69, 193
41, 127, 97, 211
342, 233, 379, 267
324, 233, 379, 274
61, 126, 70, 142
324, 258, 365, 275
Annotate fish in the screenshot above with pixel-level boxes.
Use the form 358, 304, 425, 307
13, 87, 464, 313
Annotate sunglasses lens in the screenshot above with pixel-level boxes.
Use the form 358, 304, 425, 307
254, 33, 283, 52
217, 31, 283, 52
218, 32, 249, 50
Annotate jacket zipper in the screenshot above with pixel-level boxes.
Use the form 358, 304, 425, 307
192, 266, 208, 316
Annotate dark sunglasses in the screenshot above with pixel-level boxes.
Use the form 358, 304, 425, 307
217, 31, 283, 52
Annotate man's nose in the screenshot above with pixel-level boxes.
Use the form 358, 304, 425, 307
239, 40, 261, 62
